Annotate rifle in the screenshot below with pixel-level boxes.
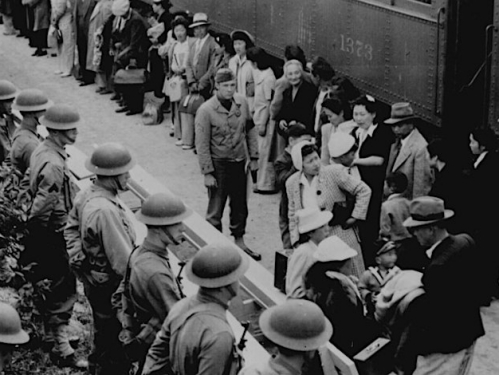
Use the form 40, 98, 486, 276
237, 321, 250, 351
176, 261, 186, 298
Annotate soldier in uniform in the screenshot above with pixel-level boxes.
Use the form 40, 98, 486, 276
65, 142, 137, 375
24, 104, 87, 368
10, 89, 52, 174
0, 302, 30, 373
142, 242, 249, 375
195, 68, 260, 260
239, 299, 332, 375
120, 192, 192, 368
0, 80, 19, 164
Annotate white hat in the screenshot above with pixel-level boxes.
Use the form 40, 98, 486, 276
328, 133, 356, 158
291, 140, 314, 171
314, 236, 357, 262
297, 208, 332, 234
189, 12, 210, 28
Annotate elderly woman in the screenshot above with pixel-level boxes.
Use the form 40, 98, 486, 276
286, 141, 371, 277
247, 46, 276, 193
276, 59, 318, 136
351, 95, 394, 264
228, 29, 255, 111
320, 97, 357, 165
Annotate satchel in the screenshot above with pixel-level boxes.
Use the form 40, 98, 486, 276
178, 93, 205, 115
114, 65, 148, 85
165, 75, 188, 102
330, 199, 355, 227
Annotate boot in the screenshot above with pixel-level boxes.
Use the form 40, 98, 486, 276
234, 236, 261, 261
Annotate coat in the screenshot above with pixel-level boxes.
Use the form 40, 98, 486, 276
285, 164, 371, 249
86, 0, 112, 71
252, 68, 275, 130
228, 55, 255, 111
74, 0, 96, 38
415, 234, 484, 355
379, 194, 411, 241
31, 0, 50, 31
115, 9, 150, 68
185, 34, 218, 98
386, 128, 432, 199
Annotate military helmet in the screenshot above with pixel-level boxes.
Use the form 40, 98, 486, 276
12, 89, 53, 112
0, 302, 29, 345
186, 242, 249, 288
0, 80, 18, 101
85, 142, 136, 176
259, 299, 332, 351
136, 192, 192, 226
40, 104, 80, 130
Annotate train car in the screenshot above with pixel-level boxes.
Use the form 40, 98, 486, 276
172, 0, 496, 155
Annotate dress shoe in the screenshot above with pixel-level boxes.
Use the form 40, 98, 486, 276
234, 237, 261, 261
60, 72, 71, 78
31, 49, 41, 56
96, 87, 105, 93
115, 107, 129, 113
182, 145, 194, 150
37, 50, 48, 57
110, 93, 120, 101
54, 70, 63, 75
175, 140, 183, 146
125, 110, 141, 116
99, 89, 112, 95
79, 81, 93, 87
50, 352, 88, 369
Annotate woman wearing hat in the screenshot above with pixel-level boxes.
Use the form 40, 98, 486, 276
210, 32, 235, 78
320, 97, 357, 165
285, 207, 332, 299
304, 236, 380, 356
239, 299, 332, 375
286, 141, 371, 277
228, 29, 255, 111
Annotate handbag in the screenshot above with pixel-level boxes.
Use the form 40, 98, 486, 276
178, 93, 205, 115
114, 64, 148, 85
165, 75, 188, 102
330, 198, 355, 227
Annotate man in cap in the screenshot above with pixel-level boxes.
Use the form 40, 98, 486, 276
24, 104, 86, 368
120, 192, 191, 368
65, 142, 137, 375
385, 102, 432, 200
185, 12, 218, 100
0, 80, 19, 164
142, 242, 249, 375
403, 196, 484, 375
10, 88, 52, 174
195, 68, 260, 260
240, 299, 332, 375
0, 302, 30, 373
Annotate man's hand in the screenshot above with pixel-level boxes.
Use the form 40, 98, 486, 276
249, 160, 258, 172
342, 217, 357, 229
204, 174, 217, 189
279, 120, 288, 131
258, 125, 266, 137
189, 82, 199, 93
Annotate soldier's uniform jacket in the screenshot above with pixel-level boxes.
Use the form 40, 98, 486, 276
10, 118, 42, 174
239, 356, 302, 375
65, 183, 136, 284
142, 290, 239, 375
0, 113, 18, 161
195, 93, 258, 175
29, 137, 76, 229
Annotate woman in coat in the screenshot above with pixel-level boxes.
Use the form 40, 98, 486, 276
276, 59, 318, 137
228, 29, 255, 112
247, 46, 277, 193
286, 141, 371, 278
29, 0, 50, 56
51, 0, 75, 76
86, 0, 113, 91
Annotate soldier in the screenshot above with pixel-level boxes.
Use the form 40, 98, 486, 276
142, 242, 249, 375
0, 302, 30, 374
0, 80, 19, 164
195, 68, 260, 260
24, 104, 86, 368
65, 142, 137, 375
239, 299, 332, 375
10, 89, 52, 174
120, 192, 192, 368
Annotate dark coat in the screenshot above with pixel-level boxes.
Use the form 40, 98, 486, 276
415, 234, 484, 355
276, 79, 318, 135
274, 150, 296, 249
156, 10, 171, 45
31, 0, 50, 31
116, 9, 150, 68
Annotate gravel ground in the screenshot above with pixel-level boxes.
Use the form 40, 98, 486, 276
1, 27, 498, 374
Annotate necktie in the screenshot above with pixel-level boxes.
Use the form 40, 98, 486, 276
389, 139, 402, 172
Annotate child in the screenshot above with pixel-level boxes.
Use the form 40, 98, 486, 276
328, 132, 361, 179
359, 239, 401, 316
285, 207, 332, 299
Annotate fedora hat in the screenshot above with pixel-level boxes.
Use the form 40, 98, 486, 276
259, 299, 332, 351
40, 104, 80, 130
403, 196, 454, 228
189, 12, 210, 28
328, 133, 356, 158
297, 208, 332, 234
384, 102, 417, 125
314, 235, 357, 262
185, 242, 249, 288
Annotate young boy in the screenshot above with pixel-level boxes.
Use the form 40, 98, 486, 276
328, 132, 360, 179
359, 239, 401, 316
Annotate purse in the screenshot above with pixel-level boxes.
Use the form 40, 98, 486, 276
330, 199, 355, 227
114, 64, 148, 85
178, 93, 205, 115
165, 75, 188, 102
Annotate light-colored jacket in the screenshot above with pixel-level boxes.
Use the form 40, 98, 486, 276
379, 194, 411, 241
86, 0, 112, 71
185, 34, 218, 93
321, 120, 358, 165
285, 240, 318, 299
252, 68, 275, 130
228, 54, 255, 111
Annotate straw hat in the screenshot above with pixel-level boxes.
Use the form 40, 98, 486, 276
189, 13, 210, 28
328, 133, 356, 158
314, 235, 357, 262
297, 208, 332, 234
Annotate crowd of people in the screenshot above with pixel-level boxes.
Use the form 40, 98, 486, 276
0, 1, 497, 375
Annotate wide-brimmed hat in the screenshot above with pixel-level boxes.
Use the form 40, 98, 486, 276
189, 12, 210, 28
259, 299, 332, 351
230, 29, 255, 47
185, 242, 249, 288
40, 104, 80, 130
136, 192, 192, 226
314, 235, 357, 262
384, 102, 417, 125
328, 133, 356, 158
291, 140, 314, 171
12, 89, 52, 112
0, 80, 18, 101
403, 196, 454, 228
297, 208, 332, 234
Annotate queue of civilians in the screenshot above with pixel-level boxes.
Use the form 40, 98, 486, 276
0, 2, 497, 375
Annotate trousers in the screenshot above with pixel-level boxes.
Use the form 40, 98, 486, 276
206, 159, 248, 238
56, 13, 74, 75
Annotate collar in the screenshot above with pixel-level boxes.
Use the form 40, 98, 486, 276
91, 182, 120, 200
270, 355, 302, 375
356, 123, 377, 138
474, 151, 488, 169
20, 116, 39, 131
299, 172, 318, 186
426, 235, 449, 259
213, 94, 243, 114
140, 238, 169, 259
197, 288, 229, 310
197, 33, 209, 45
45, 137, 68, 160
399, 129, 414, 149
387, 193, 403, 201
